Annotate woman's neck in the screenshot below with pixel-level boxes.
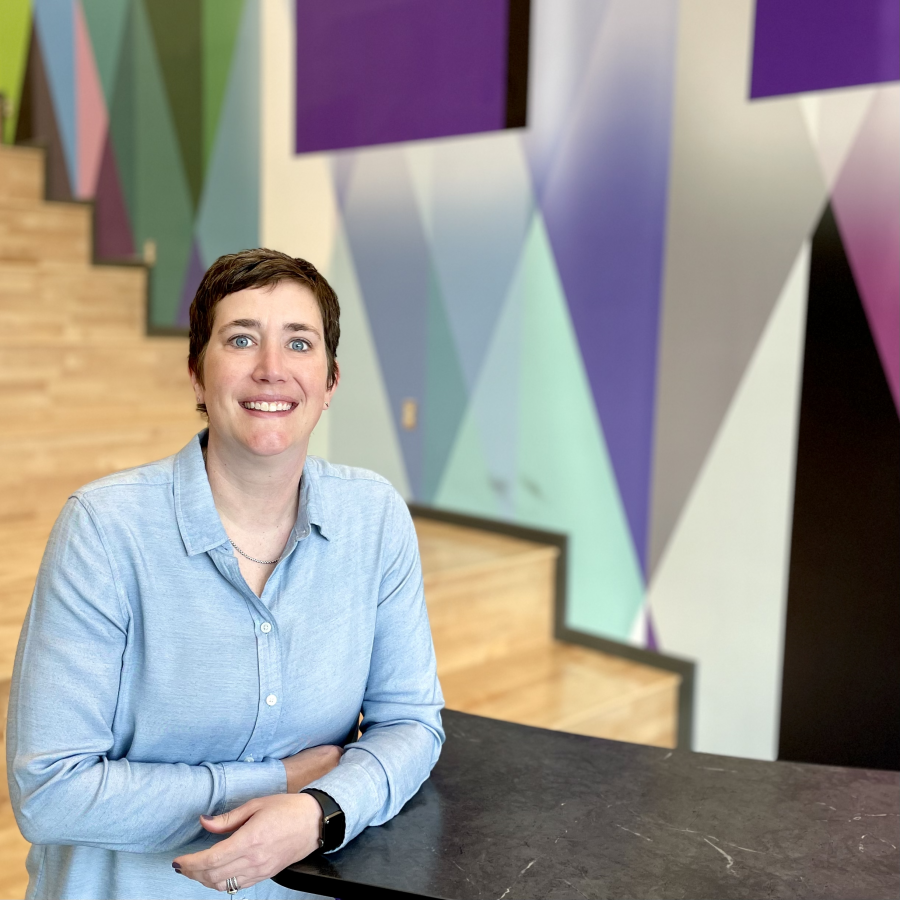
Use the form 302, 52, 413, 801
203, 430, 305, 536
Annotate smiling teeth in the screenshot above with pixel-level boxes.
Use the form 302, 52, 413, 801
243, 401, 292, 411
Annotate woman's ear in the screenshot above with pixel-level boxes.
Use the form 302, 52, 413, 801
325, 360, 340, 404
188, 362, 205, 405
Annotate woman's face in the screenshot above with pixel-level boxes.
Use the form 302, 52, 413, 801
190, 280, 337, 459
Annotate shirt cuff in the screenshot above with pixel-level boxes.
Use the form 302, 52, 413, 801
304, 753, 383, 850
219, 757, 287, 813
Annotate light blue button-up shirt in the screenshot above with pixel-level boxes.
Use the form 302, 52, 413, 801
7, 431, 444, 899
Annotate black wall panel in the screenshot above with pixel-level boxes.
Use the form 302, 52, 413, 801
779, 203, 900, 770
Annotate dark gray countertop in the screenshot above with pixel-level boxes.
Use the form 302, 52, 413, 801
274, 709, 899, 900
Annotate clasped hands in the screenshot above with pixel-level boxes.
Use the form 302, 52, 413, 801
173, 743, 344, 892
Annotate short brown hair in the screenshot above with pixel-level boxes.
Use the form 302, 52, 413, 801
188, 249, 340, 413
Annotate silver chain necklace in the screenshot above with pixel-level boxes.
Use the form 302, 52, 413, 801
229, 539, 281, 566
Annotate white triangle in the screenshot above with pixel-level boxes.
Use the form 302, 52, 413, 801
324, 222, 411, 497
405, 143, 436, 241
798, 86, 876, 189
649, 241, 810, 760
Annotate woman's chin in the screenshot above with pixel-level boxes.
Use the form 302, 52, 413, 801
239, 425, 305, 458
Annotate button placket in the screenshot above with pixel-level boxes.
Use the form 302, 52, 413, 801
207, 546, 284, 766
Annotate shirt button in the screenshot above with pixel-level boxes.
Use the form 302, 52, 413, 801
260, 622, 272, 634
245, 756, 254, 763
266, 694, 278, 706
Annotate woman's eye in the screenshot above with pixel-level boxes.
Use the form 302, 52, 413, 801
232, 335, 252, 348
289, 339, 310, 352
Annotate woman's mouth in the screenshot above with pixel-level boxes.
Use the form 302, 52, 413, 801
240, 401, 296, 412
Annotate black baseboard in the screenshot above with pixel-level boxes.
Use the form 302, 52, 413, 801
408, 503, 695, 750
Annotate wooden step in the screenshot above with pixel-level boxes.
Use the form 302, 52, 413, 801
0, 260, 146, 340
414, 514, 680, 749
415, 518, 558, 674
439, 642, 679, 748
0, 199, 92, 265
0, 146, 44, 203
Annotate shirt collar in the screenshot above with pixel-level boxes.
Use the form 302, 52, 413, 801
174, 431, 331, 557
301, 456, 331, 541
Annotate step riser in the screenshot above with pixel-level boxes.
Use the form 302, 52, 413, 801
0, 149, 44, 202
425, 556, 555, 675
0, 204, 92, 264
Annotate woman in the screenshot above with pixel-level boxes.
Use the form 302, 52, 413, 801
7, 249, 444, 899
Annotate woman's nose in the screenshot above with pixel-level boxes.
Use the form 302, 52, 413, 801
253, 342, 286, 381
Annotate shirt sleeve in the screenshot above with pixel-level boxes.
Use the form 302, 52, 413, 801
6, 497, 287, 853
303, 490, 445, 847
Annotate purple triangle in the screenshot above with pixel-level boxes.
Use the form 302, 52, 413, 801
177, 240, 206, 328
94, 133, 135, 259
538, 3, 679, 574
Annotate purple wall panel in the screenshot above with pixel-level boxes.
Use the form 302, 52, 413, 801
295, 0, 509, 153
751, 0, 900, 98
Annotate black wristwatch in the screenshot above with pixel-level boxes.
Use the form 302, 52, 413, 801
301, 788, 345, 852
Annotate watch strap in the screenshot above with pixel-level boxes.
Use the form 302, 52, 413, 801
301, 788, 345, 852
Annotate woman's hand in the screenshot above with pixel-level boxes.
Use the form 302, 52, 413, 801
282, 743, 344, 793
173, 793, 324, 891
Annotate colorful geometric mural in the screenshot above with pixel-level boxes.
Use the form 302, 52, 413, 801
278, 0, 681, 652
261, 0, 898, 760
2, 0, 258, 330
2, 0, 896, 763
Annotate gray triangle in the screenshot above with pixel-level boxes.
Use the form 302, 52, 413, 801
648, 0, 827, 574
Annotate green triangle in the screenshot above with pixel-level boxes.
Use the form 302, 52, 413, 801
144, 0, 203, 211
513, 211, 645, 641
0, 0, 31, 144
434, 403, 501, 519
133, 0, 194, 327
195, 0, 258, 265
202, 0, 244, 171
82, 0, 130, 106
422, 267, 469, 502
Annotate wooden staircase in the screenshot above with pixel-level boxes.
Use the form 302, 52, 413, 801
414, 516, 680, 748
0, 144, 200, 899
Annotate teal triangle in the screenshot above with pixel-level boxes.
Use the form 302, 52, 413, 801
513, 211, 645, 641
434, 404, 501, 519
144, 0, 203, 210
469, 259, 524, 518
132, 0, 194, 327
82, 0, 131, 107
421, 268, 469, 502
196, 0, 258, 266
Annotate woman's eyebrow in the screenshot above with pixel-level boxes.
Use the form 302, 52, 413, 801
218, 318, 260, 333
283, 322, 321, 337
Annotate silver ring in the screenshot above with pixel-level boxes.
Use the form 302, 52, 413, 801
225, 875, 240, 894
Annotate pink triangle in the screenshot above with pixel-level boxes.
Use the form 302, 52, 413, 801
831, 90, 900, 412
74, 0, 108, 199
94, 133, 135, 259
